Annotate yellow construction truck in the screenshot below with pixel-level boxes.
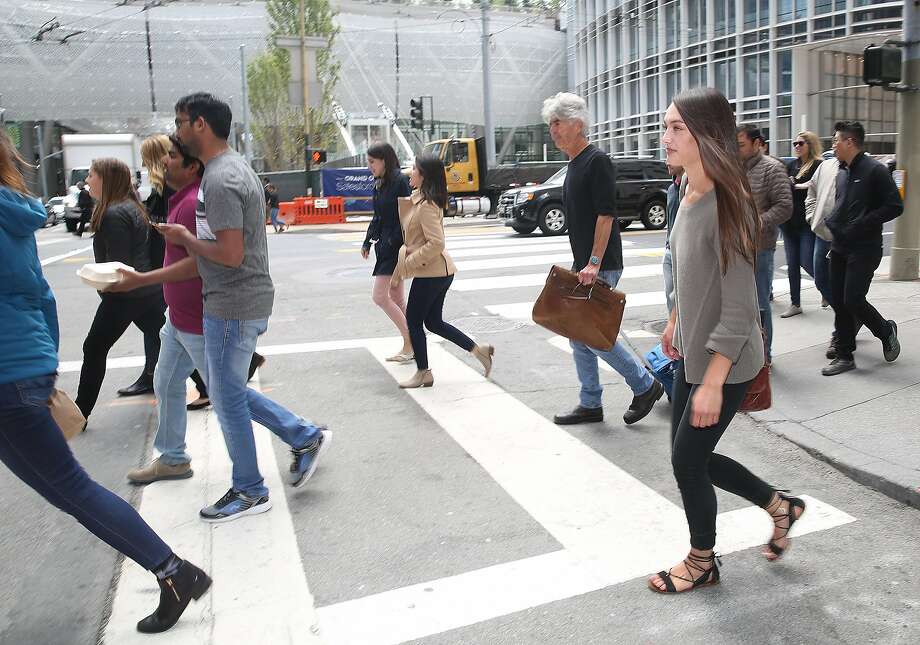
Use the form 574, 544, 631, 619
421, 137, 565, 216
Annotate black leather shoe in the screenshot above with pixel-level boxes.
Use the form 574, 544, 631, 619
822, 357, 855, 376
136, 560, 211, 634
117, 373, 154, 397
248, 352, 266, 381
554, 405, 603, 425
882, 320, 900, 362
825, 336, 837, 360
623, 380, 664, 425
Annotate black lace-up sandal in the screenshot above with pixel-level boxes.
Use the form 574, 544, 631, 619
764, 491, 807, 561
648, 551, 721, 594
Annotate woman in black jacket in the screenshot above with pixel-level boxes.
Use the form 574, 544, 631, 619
362, 143, 414, 362
780, 131, 822, 317
75, 158, 167, 422
118, 135, 174, 397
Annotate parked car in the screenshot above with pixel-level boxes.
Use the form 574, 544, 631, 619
42, 196, 65, 228
498, 158, 672, 236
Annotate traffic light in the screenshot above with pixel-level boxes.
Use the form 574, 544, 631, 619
306, 148, 326, 169
863, 44, 902, 87
409, 97, 424, 131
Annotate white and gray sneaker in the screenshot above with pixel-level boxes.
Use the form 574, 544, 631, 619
199, 488, 272, 523
780, 304, 803, 318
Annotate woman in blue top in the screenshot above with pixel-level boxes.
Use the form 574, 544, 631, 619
361, 142, 414, 362
0, 131, 210, 634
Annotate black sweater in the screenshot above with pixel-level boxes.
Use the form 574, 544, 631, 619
825, 152, 903, 253
92, 201, 161, 299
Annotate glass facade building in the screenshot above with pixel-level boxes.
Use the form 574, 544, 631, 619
567, 0, 903, 158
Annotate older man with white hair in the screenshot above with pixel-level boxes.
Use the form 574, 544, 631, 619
543, 92, 664, 426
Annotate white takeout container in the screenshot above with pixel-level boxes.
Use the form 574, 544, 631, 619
77, 261, 133, 290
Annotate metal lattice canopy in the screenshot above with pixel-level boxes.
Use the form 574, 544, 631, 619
0, 0, 565, 132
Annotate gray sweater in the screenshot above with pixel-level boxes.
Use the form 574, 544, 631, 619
670, 189, 765, 385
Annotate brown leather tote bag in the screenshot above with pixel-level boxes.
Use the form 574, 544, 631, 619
739, 330, 771, 412
531, 265, 626, 351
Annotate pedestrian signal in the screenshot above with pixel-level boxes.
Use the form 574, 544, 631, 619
863, 44, 902, 87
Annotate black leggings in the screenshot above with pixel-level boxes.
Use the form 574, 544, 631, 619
671, 361, 774, 550
76, 294, 166, 418
406, 275, 475, 370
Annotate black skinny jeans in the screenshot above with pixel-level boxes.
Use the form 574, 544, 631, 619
406, 275, 475, 370
671, 361, 774, 550
829, 247, 892, 358
76, 294, 166, 418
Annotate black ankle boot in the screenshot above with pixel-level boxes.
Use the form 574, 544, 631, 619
136, 559, 212, 634
118, 372, 154, 397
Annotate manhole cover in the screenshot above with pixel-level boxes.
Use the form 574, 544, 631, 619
644, 318, 669, 335
448, 315, 527, 334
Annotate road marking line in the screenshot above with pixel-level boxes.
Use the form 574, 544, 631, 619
485, 291, 667, 322
102, 377, 324, 644
456, 248, 664, 272
449, 241, 575, 258
313, 341, 856, 644
485, 278, 811, 322
453, 263, 664, 291
40, 245, 93, 267
37, 238, 75, 247
56, 337, 407, 374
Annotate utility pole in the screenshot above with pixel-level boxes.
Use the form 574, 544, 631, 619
144, 6, 157, 113
34, 123, 49, 203
891, 0, 920, 280
299, 0, 311, 150
394, 20, 400, 120
481, 0, 496, 168
239, 45, 253, 164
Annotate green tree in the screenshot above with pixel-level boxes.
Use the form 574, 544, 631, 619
248, 0, 340, 170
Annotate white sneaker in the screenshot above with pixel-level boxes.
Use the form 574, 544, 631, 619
780, 304, 803, 318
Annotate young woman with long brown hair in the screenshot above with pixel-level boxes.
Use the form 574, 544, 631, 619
116, 134, 174, 398
362, 142, 413, 361
74, 158, 167, 422
0, 132, 210, 633
649, 88, 807, 594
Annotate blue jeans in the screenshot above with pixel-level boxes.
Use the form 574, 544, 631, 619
0, 374, 172, 571
570, 269, 655, 408
269, 207, 280, 229
755, 250, 775, 361
153, 320, 205, 465
662, 248, 674, 314
202, 314, 321, 498
813, 236, 833, 305
781, 226, 816, 307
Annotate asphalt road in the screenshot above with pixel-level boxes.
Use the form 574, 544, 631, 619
0, 219, 917, 645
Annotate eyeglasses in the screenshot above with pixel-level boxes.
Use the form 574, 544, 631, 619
174, 117, 191, 129
792, 141, 806, 147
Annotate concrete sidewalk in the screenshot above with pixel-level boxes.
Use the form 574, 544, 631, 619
751, 263, 920, 508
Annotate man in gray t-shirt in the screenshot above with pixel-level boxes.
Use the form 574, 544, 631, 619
195, 150, 274, 320
161, 92, 330, 524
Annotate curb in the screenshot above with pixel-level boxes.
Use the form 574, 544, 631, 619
751, 415, 920, 509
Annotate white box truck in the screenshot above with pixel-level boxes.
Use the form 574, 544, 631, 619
61, 134, 150, 232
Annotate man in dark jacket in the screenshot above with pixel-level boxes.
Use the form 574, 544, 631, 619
738, 125, 792, 364
75, 181, 94, 237
821, 121, 903, 376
